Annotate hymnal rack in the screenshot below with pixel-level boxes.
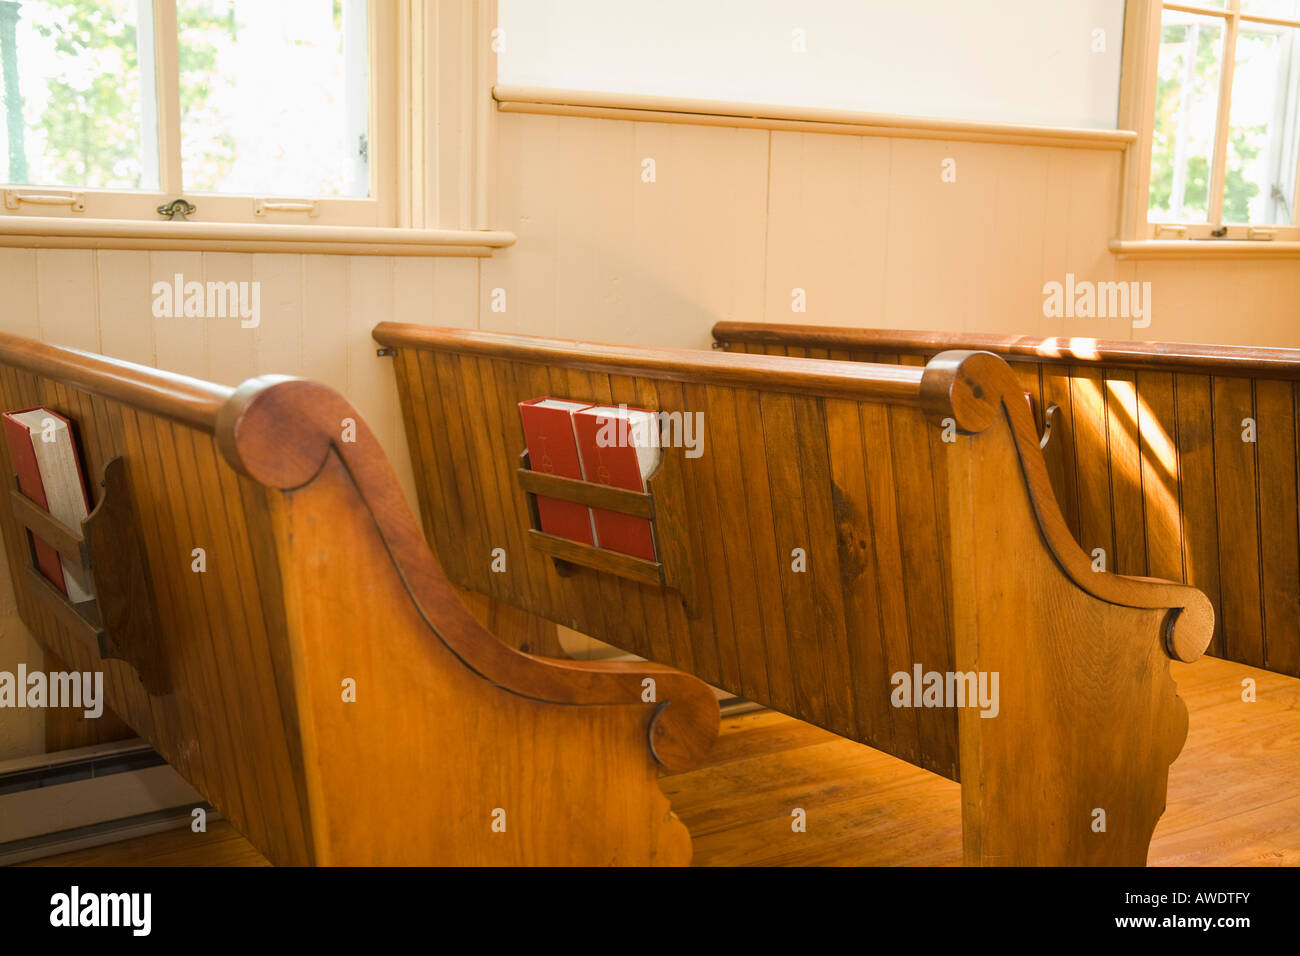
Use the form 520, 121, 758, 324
9, 456, 164, 693
517, 448, 697, 613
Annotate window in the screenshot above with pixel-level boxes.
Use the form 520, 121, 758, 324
0, 0, 390, 225
1148, 0, 1300, 238
498, 0, 1127, 129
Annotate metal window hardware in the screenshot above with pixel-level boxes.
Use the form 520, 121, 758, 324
4, 190, 85, 212
254, 199, 320, 217
157, 198, 196, 221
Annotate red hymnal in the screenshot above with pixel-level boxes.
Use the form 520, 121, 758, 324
573, 405, 661, 561
3, 408, 95, 601
518, 398, 596, 546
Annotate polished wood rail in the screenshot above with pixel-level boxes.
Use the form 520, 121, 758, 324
713, 321, 1300, 380
0, 332, 718, 865
376, 321, 1213, 865
714, 321, 1300, 678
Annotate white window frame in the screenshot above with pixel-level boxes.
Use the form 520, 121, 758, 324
0, 0, 398, 228
1136, 0, 1300, 242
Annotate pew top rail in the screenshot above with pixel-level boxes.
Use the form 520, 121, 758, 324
375, 322, 929, 405
712, 321, 1300, 382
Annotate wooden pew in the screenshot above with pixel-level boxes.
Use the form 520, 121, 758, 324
0, 333, 717, 866
713, 321, 1300, 680
374, 321, 1214, 866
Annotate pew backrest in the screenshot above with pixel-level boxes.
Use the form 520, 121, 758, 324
713, 321, 1300, 678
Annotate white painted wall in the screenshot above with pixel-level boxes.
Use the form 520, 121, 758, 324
483, 111, 1299, 349
499, 0, 1127, 127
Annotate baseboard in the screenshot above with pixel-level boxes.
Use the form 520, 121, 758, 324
0, 739, 204, 858
0, 804, 218, 866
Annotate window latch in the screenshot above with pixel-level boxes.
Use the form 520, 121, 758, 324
4, 190, 85, 212
254, 199, 320, 217
157, 199, 196, 221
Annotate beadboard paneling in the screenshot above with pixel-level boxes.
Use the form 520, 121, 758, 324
0, 248, 470, 760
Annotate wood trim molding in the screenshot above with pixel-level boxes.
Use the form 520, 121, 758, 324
401, 0, 500, 230
712, 321, 1300, 381
0, 216, 517, 257
1117, 0, 1163, 240
373, 321, 928, 404
214, 374, 720, 771
1109, 238, 1300, 259
493, 85, 1139, 151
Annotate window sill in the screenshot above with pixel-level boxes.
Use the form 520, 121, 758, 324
494, 85, 1138, 151
1109, 239, 1300, 260
0, 216, 517, 257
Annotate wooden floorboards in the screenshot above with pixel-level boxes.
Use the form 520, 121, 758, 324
22, 819, 271, 867
1148, 657, 1300, 866
20, 655, 1299, 867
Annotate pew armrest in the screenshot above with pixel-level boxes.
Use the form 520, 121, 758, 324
211, 376, 719, 863
215, 376, 719, 754
920, 349, 1215, 663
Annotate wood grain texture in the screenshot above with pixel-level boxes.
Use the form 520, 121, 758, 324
715, 322, 1300, 380
716, 322, 1299, 678
923, 350, 1210, 864
455, 587, 567, 659
385, 324, 1212, 865
374, 322, 927, 406
0, 334, 718, 865
34, 655, 1300, 868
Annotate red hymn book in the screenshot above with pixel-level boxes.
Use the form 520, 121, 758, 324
572, 405, 661, 561
3, 407, 95, 602
517, 398, 597, 545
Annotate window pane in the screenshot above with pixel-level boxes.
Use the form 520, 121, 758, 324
0, 0, 158, 189
1224, 25, 1300, 223
1149, 12, 1224, 223
1242, 1, 1300, 20
177, 0, 368, 197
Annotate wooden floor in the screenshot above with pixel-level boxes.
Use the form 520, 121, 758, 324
22, 819, 272, 867
23, 655, 1300, 867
